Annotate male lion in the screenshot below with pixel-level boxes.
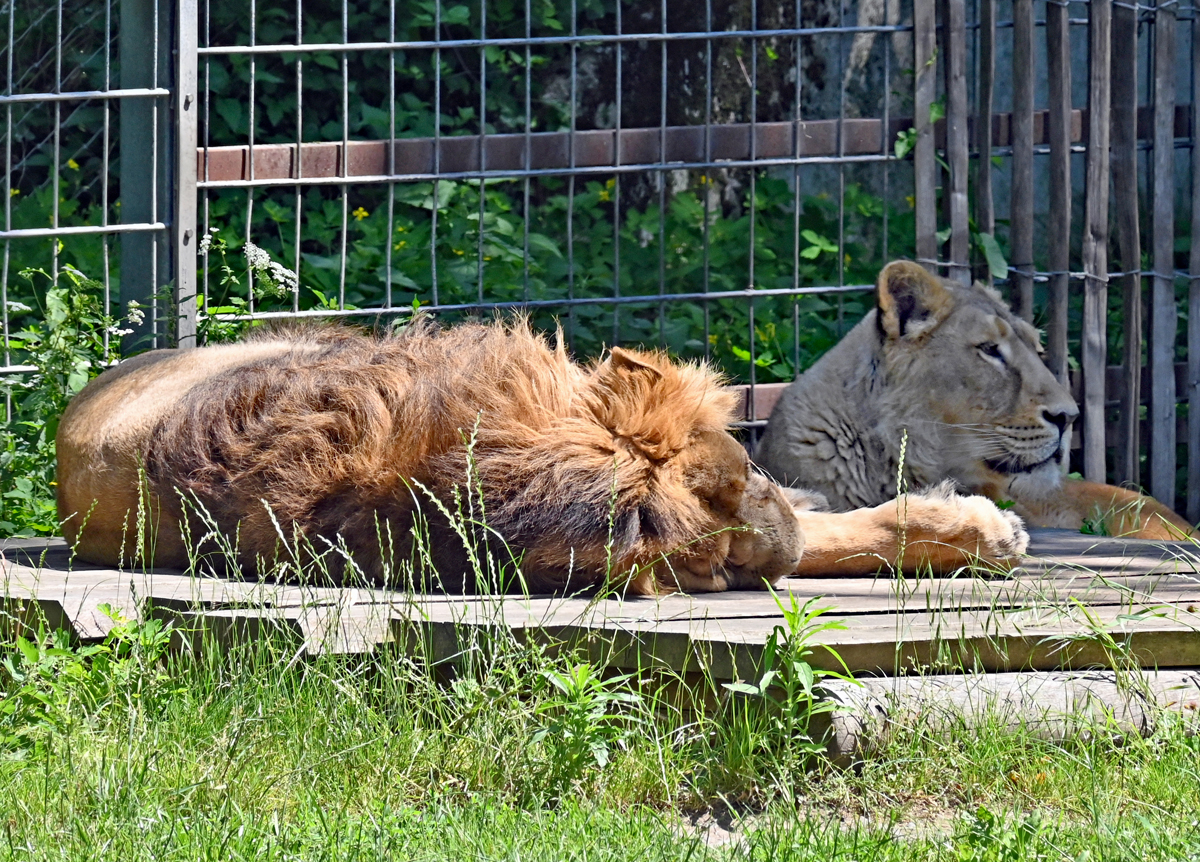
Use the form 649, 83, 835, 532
755, 260, 1192, 540
57, 319, 1027, 593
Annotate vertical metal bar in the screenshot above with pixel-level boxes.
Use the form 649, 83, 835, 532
698, 0, 709, 358
1111, 1, 1141, 487
565, 0, 577, 344
522, 0, 531, 304
337, 0, 348, 309
245, 0, 256, 314
174, 0, 198, 348
119, 0, 157, 353
431, 1, 440, 307
974, 0, 994, 284
293, 0, 302, 315
476, 0, 486, 305
1010, 0, 1034, 320
385, 0, 395, 309
1045, 0, 1071, 384
611, 0, 622, 346
52, 0, 62, 279
658, 0, 668, 346
103, 0, 113, 345
1150, 0, 1178, 505
791, 0, 801, 374
1190, 10, 1200, 520
1081, 0, 1112, 483
748, 0, 759, 411
913, 0, 937, 273
944, 0, 969, 285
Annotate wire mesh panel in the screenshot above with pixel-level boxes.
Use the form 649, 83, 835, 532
193, 0, 911, 394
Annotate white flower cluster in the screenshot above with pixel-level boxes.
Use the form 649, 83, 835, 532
243, 240, 299, 297
126, 300, 146, 326
198, 226, 218, 255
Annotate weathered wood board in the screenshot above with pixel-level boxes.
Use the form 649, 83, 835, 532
3, 530, 1200, 678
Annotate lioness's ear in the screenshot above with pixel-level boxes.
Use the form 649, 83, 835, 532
876, 260, 954, 340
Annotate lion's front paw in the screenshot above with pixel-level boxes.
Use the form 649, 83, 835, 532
899, 483, 1030, 567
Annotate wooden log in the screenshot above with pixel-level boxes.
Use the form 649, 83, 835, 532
1045, 0, 1071, 385
1081, 0, 1112, 483
944, 0, 970, 285
1110, 4, 1142, 488
1010, 0, 1035, 320
1190, 14, 1200, 522
974, 0, 996, 286
1150, 1, 1178, 506
913, 0, 938, 274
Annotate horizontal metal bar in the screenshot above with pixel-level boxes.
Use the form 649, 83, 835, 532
0, 365, 38, 375
0, 223, 167, 240
0, 87, 171, 105
203, 283, 874, 322
198, 24, 913, 56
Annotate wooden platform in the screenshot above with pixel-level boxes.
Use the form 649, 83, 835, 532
3, 530, 1200, 680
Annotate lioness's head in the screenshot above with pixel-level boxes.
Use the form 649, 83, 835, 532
873, 261, 1078, 494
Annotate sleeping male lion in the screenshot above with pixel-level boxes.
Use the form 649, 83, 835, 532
57, 319, 1027, 593
756, 260, 1192, 540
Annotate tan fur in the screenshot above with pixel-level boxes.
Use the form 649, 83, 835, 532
756, 260, 1192, 540
57, 320, 805, 595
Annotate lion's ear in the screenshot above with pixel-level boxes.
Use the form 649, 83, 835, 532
876, 260, 954, 340
607, 346, 664, 380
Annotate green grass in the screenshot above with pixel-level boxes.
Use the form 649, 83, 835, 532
2, 608, 1200, 861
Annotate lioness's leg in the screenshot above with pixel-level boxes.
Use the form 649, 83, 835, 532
788, 485, 1029, 577
1013, 478, 1194, 541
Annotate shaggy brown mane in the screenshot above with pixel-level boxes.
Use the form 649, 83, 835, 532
136, 319, 800, 592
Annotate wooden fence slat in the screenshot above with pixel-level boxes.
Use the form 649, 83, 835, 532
1189, 14, 1200, 522
1010, 0, 1035, 320
1150, 1, 1178, 505
1045, 0, 1071, 384
1111, 4, 1141, 488
1081, 0, 1112, 482
914, 0, 937, 273
974, 0, 996, 285
944, 0, 970, 285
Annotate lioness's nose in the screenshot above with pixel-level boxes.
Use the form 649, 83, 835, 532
1043, 406, 1078, 434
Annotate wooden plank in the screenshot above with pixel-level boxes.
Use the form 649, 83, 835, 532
1081, 0, 1112, 482
913, 0, 938, 274
1150, 1, 1178, 505
1045, 0, 1071, 384
1010, 0, 1036, 320
974, 0, 996, 286
944, 0, 970, 285
1190, 14, 1200, 522
1111, 4, 1142, 487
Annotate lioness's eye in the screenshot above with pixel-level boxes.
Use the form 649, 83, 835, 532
977, 342, 1004, 362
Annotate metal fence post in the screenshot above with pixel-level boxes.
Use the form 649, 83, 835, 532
175, 0, 197, 348
119, 0, 172, 353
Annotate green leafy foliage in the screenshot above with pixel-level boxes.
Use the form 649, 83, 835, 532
1, 607, 173, 755
1, 267, 128, 536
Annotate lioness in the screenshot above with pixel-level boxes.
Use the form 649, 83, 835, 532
755, 260, 1192, 540
57, 319, 1026, 592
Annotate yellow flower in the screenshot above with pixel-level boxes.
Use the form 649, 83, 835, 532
352, 206, 369, 221
605, 178, 615, 188
598, 189, 611, 202
9, 188, 18, 197
905, 195, 915, 209
453, 248, 465, 256
66, 158, 79, 170
396, 224, 406, 233
393, 240, 407, 250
